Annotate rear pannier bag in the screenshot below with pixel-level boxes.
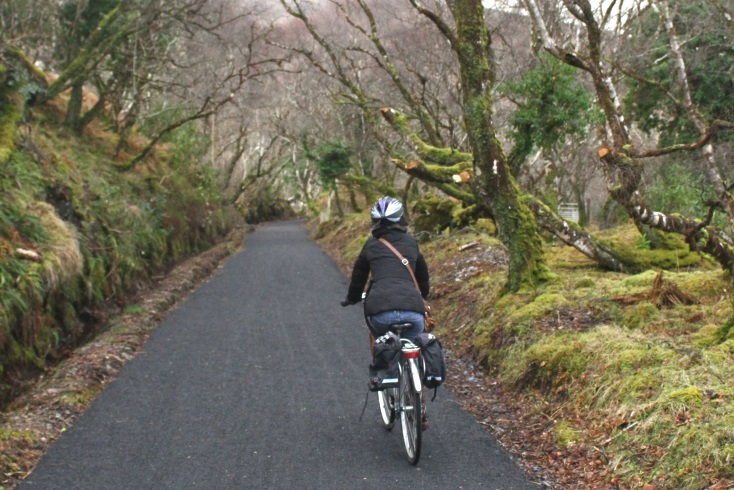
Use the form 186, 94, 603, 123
368, 332, 401, 391
415, 332, 446, 390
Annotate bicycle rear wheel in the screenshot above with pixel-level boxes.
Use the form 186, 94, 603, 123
399, 364, 422, 465
377, 388, 396, 430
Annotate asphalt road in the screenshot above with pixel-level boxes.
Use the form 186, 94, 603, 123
20, 220, 536, 490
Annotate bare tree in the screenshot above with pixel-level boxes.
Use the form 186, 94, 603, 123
647, 0, 731, 215
0, 0, 57, 61
279, 0, 558, 290
522, 0, 734, 271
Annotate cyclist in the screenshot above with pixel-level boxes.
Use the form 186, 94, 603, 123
340, 196, 430, 345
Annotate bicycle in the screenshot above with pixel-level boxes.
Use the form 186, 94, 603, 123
375, 322, 424, 465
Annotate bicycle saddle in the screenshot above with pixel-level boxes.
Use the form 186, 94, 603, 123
389, 323, 414, 334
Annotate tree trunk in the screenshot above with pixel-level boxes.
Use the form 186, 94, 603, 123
64, 82, 83, 131
402, 175, 415, 220
0, 84, 21, 166
333, 185, 344, 217
348, 185, 360, 212
76, 92, 106, 135
653, 0, 733, 219
450, 0, 552, 292
526, 196, 639, 272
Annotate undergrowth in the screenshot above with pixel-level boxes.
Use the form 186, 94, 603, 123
0, 97, 238, 404
315, 213, 734, 489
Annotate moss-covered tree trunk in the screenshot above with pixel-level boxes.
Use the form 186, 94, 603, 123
347, 185, 360, 212
450, 0, 552, 292
64, 82, 84, 131
332, 186, 344, 217
0, 53, 25, 166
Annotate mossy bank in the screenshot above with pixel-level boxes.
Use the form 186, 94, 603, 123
314, 212, 734, 490
0, 65, 240, 405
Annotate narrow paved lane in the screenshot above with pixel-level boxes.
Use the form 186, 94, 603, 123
21, 221, 535, 489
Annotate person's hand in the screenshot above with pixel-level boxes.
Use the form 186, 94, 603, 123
340, 297, 354, 307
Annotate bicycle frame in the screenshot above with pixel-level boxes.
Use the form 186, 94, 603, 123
373, 322, 425, 465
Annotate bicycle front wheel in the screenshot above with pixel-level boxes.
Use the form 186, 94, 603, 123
377, 388, 396, 430
399, 365, 422, 465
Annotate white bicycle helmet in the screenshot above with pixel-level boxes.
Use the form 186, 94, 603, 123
370, 196, 403, 222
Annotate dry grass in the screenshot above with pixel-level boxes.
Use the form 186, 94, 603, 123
29, 202, 83, 291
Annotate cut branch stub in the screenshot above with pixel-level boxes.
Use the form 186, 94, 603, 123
380, 107, 395, 124
452, 170, 471, 183
16, 248, 42, 262
597, 147, 610, 158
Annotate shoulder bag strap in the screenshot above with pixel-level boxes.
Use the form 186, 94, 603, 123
378, 238, 421, 293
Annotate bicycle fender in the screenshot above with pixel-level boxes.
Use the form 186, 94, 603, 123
409, 358, 422, 393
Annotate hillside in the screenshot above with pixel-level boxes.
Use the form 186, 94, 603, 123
0, 63, 241, 405
315, 215, 734, 490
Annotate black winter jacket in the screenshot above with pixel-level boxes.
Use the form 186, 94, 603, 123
346, 227, 429, 316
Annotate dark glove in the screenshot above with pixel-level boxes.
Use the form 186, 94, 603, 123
340, 296, 354, 307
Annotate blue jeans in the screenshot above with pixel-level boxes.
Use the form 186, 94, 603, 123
368, 310, 424, 341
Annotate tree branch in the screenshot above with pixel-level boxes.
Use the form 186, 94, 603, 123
407, 0, 459, 55
379, 107, 471, 165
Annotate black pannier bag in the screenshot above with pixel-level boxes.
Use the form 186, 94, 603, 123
414, 333, 446, 394
368, 332, 401, 391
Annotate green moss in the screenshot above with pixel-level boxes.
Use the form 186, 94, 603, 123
412, 194, 462, 236
665, 386, 704, 409
451, 204, 480, 229
344, 233, 369, 264
58, 300, 79, 334
715, 315, 734, 343
4, 47, 48, 85
0, 97, 21, 165
55, 386, 101, 407
691, 324, 719, 348
0, 428, 35, 443
554, 420, 580, 446
495, 191, 557, 293
621, 270, 659, 288
716, 338, 734, 353
619, 301, 659, 329
383, 108, 471, 166
493, 291, 526, 317
616, 368, 660, 403
597, 223, 703, 270
471, 317, 503, 364
502, 332, 589, 389
675, 271, 727, 300
574, 277, 595, 289
124, 304, 144, 315
615, 344, 668, 371
474, 218, 496, 235
506, 291, 568, 329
